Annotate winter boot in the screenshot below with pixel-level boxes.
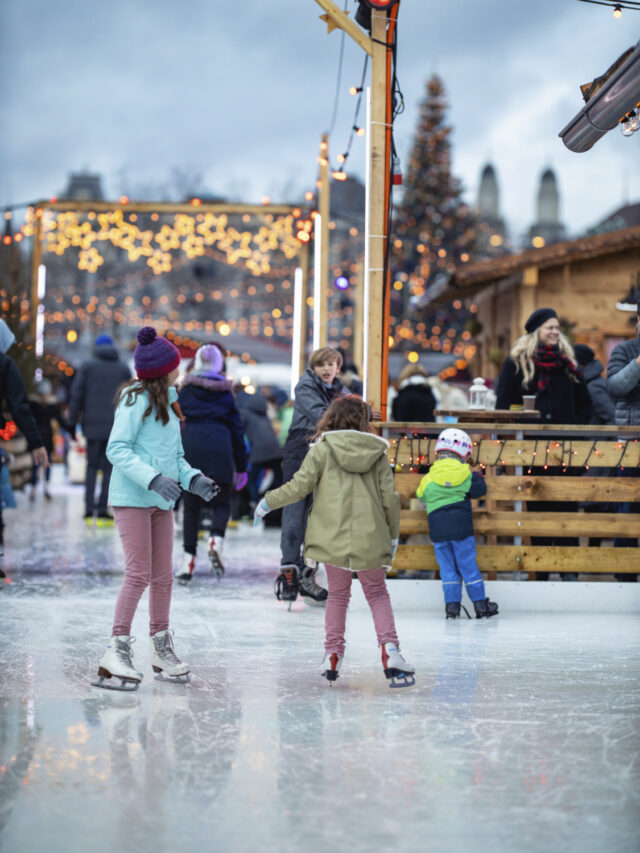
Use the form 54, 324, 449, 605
474, 598, 499, 619
381, 642, 415, 688
208, 535, 225, 578
274, 564, 299, 605
298, 566, 328, 604
320, 652, 343, 683
92, 635, 143, 691
175, 552, 196, 583
150, 629, 190, 683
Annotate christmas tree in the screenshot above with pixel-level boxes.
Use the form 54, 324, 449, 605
390, 75, 478, 367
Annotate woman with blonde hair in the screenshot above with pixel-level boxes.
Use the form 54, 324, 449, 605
495, 308, 591, 423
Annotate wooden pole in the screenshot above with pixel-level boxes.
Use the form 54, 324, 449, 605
314, 133, 330, 349
353, 260, 364, 373
364, 9, 390, 412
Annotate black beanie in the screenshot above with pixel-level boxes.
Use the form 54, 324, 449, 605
525, 307, 558, 334
573, 344, 595, 367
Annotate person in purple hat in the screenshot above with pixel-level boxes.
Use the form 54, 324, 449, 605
92, 327, 219, 691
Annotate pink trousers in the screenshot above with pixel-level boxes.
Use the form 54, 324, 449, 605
324, 564, 399, 657
111, 506, 174, 637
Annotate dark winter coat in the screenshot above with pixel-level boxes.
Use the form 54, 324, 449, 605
178, 374, 247, 485
392, 377, 436, 422
285, 368, 348, 455
581, 359, 615, 425
68, 344, 131, 440
28, 400, 72, 453
416, 458, 486, 542
606, 335, 640, 426
0, 353, 44, 450
495, 356, 592, 424
236, 392, 282, 465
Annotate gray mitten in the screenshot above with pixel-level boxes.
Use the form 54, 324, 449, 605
190, 474, 220, 501
149, 474, 181, 502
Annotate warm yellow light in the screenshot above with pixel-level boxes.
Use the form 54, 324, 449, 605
532, 235, 545, 248
349, 85, 358, 95
407, 351, 419, 363
272, 308, 282, 318
261, 196, 271, 205
613, 4, 622, 18
388, 336, 395, 348
393, 280, 403, 291
332, 170, 347, 181
355, 127, 365, 137
460, 253, 470, 262
489, 234, 503, 247
305, 191, 314, 201
219, 323, 231, 336
66, 330, 78, 343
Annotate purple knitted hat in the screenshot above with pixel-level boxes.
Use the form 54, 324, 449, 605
134, 327, 180, 379
192, 344, 224, 377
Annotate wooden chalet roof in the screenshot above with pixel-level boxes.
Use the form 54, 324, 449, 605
451, 224, 640, 291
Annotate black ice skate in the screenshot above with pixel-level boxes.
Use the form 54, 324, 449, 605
473, 598, 499, 619
320, 652, 342, 684
445, 602, 472, 619
298, 567, 328, 604
274, 564, 299, 609
381, 642, 415, 689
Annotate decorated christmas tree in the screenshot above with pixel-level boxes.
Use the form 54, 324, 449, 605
390, 75, 478, 368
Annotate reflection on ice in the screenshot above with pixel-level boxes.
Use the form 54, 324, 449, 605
0, 470, 639, 852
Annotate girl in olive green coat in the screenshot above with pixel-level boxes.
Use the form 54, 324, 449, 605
255, 396, 415, 688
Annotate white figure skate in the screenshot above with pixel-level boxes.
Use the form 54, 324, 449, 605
320, 652, 343, 684
381, 642, 415, 689
150, 629, 190, 684
208, 536, 225, 579
92, 635, 143, 691
175, 552, 195, 584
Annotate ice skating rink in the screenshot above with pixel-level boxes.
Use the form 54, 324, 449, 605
1, 468, 639, 853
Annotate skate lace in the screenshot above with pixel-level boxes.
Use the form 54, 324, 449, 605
153, 630, 180, 664
114, 637, 135, 669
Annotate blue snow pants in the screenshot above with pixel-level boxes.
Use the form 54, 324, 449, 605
433, 536, 486, 604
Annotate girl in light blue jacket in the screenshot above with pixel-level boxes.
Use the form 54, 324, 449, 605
93, 327, 218, 692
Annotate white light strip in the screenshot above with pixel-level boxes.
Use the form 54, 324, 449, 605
37, 263, 46, 300
290, 266, 304, 398
35, 306, 45, 357
362, 87, 371, 401
312, 214, 322, 351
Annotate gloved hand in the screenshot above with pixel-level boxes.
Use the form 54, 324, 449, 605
253, 498, 270, 526
234, 471, 248, 491
190, 474, 220, 501
149, 474, 181, 502
391, 538, 399, 559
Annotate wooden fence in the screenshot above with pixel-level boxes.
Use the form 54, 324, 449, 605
376, 422, 640, 579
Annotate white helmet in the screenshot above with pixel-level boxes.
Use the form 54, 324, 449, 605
435, 428, 473, 459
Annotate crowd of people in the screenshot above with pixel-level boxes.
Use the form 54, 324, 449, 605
0, 299, 639, 685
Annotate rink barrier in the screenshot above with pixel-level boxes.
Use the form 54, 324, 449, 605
375, 422, 640, 579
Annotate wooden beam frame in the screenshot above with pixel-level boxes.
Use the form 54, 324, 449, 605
313, 0, 373, 55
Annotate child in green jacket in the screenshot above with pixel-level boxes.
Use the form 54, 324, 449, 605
255, 396, 415, 688
417, 427, 498, 620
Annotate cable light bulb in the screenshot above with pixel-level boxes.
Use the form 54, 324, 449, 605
613, 4, 622, 18
620, 117, 634, 137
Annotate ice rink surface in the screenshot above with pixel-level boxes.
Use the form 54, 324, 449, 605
1, 469, 639, 853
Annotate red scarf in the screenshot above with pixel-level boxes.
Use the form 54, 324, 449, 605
533, 345, 581, 393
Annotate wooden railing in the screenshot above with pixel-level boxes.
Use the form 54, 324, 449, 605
375, 422, 640, 579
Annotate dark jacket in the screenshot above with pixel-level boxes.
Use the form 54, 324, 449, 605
416, 458, 486, 542
581, 359, 615, 425
607, 336, 640, 426
178, 374, 247, 484
0, 353, 44, 450
28, 400, 71, 453
68, 344, 131, 440
392, 378, 436, 422
236, 392, 282, 465
495, 356, 592, 424
286, 369, 347, 454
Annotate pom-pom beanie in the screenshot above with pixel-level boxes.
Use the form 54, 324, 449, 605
192, 344, 224, 377
134, 327, 180, 379
94, 334, 114, 346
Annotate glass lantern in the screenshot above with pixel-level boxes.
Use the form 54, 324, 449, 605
468, 377, 490, 410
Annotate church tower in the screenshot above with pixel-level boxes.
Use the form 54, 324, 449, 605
475, 163, 507, 257
527, 168, 566, 247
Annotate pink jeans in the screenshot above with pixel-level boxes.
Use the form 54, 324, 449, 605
112, 506, 174, 637
324, 564, 399, 657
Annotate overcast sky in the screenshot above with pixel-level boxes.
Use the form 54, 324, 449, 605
1, 0, 639, 242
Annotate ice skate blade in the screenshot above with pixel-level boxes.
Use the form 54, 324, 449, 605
91, 675, 140, 692
153, 670, 190, 685
385, 669, 416, 689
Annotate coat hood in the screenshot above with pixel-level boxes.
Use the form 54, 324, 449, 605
581, 359, 604, 382
93, 343, 120, 361
428, 457, 471, 487
237, 391, 268, 415
320, 430, 389, 474
180, 373, 233, 393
